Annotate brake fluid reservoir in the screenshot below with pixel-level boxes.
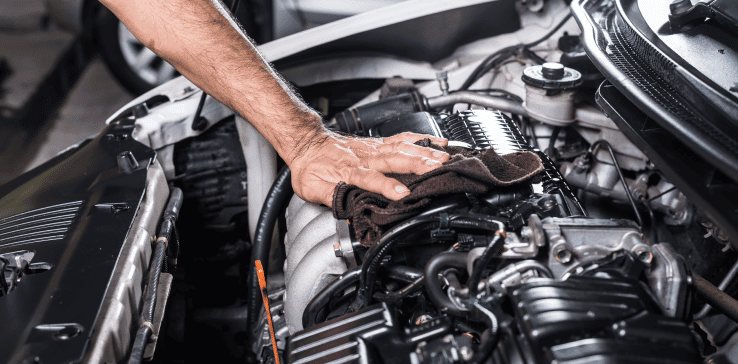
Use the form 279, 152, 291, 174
522, 62, 582, 126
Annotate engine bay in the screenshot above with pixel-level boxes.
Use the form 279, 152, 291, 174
2, 0, 738, 363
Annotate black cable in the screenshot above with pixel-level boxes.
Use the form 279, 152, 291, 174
641, 200, 658, 244
374, 276, 424, 303
466, 303, 500, 364
547, 126, 561, 158
352, 216, 505, 311
458, 11, 572, 91
589, 140, 643, 228
521, 47, 546, 64
524, 12, 573, 48
467, 232, 505, 296
459, 45, 521, 91
466, 88, 524, 103
246, 167, 293, 334
525, 117, 539, 149
648, 186, 677, 201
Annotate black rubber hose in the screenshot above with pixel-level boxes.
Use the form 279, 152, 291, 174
693, 273, 738, 323
247, 166, 292, 332
303, 267, 361, 329
374, 277, 424, 303
466, 305, 499, 364
424, 252, 469, 317
352, 216, 440, 310
383, 264, 423, 282
354, 216, 505, 310
467, 232, 506, 296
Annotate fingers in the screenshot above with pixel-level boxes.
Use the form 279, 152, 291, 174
346, 167, 410, 201
363, 152, 443, 175
383, 132, 448, 147
376, 141, 450, 164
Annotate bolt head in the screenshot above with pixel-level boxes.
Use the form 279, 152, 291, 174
460, 346, 473, 361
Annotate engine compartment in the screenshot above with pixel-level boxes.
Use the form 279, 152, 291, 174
255, 102, 702, 364
3, 0, 738, 363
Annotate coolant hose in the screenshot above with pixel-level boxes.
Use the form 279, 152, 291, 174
424, 252, 469, 317
693, 273, 738, 323
247, 166, 292, 332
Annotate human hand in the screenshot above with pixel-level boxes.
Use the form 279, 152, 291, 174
287, 130, 449, 207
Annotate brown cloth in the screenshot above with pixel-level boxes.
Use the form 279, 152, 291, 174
332, 139, 544, 246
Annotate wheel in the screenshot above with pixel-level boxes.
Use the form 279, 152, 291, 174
94, 6, 179, 95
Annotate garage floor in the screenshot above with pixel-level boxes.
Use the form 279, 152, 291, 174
0, 0, 133, 186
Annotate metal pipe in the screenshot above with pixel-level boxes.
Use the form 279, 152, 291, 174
695, 259, 738, 320
426, 92, 528, 116
693, 273, 738, 323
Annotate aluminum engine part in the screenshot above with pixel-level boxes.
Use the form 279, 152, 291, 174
561, 160, 693, 226
283, 195, 350, 333
252, 288, 289, 361
541, 217, 651, 279
647, 243, 689, 318
82, 161, 169, 363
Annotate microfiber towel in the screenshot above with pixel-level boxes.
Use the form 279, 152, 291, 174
332, 139, 544, 246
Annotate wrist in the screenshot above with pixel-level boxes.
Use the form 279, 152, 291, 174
275, 111, 330, 166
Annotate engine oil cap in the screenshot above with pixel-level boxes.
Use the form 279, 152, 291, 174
522, 62, 582, 90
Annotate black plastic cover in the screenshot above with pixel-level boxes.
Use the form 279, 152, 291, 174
286, 303, 452, 364
368, 111, 443, 139
510, 275, 701, 363
0, 119, 155, 363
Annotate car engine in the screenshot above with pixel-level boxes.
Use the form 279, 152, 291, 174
248, 95, 702, 364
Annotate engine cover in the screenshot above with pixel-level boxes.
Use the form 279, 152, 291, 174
503, 275, 701, 364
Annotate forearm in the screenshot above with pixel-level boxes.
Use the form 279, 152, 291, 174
100, 0, 322, 164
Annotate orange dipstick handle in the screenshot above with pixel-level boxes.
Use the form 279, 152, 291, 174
256, 260, 280, 364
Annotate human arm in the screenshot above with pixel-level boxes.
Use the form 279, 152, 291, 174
98, 0, 449, 206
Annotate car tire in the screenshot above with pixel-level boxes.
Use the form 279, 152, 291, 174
94, 6, 178, 95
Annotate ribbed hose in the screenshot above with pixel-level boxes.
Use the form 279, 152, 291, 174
127, 187, 183, 364
247, 166, 292, 333
127, 326, 152, 364
693, 273, 738, 323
